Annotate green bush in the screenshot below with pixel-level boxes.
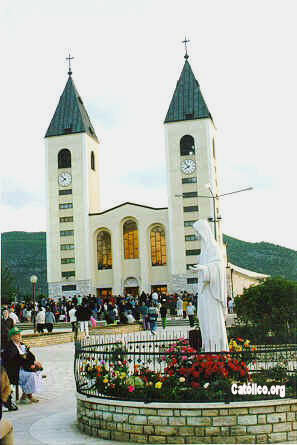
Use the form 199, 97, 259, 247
234, 277, 297, 343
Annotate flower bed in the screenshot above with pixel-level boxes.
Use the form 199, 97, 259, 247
77, 338, 297, 403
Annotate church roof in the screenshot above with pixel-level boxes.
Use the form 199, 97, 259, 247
229, 263, 269, 279
45, 75, 98, 141
164, 59, 211, 123
89, 201, 168, 216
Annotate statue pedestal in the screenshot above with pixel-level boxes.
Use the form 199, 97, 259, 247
188, 328, 202, 351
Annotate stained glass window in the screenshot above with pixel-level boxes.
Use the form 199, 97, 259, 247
150, 226, 166, 266
97, 231, 112, 269
123, 221, 139, 259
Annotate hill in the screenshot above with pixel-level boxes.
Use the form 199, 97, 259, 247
1, 231, 296, 297
223, 234, 297, 281
1, 232, 47, 297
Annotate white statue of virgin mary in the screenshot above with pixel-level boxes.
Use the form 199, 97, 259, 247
189, 219, 229, 352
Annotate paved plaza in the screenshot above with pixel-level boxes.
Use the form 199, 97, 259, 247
4, 326, 189, 445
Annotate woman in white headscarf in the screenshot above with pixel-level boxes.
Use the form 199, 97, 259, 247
189, 219, 229, 352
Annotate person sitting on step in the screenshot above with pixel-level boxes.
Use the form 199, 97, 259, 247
2, 327, 43, 404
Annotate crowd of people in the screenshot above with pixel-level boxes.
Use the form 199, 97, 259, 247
1, 291, 235, 337
1, 291, 200, 338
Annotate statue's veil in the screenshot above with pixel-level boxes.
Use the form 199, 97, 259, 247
193, 220, 222, 265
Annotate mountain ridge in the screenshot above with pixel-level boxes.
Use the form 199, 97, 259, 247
1, 231, 296, 296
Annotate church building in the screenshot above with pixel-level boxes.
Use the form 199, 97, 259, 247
45, 52, 233, 298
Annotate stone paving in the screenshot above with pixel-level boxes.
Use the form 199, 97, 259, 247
4, 326, 190, 445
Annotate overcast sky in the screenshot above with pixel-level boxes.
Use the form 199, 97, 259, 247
1, 0, 297, 250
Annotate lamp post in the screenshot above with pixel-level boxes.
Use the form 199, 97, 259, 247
175, 185, 253, 241
205, 184, 218, 241
204, 184, 253, 241
30, 275, 38, 333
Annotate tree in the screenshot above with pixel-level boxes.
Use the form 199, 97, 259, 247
234, 277, 297, 338
1, 266, 17, 304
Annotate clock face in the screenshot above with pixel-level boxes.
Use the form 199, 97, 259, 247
58, 172, 72, 187
181, 159, 196, 175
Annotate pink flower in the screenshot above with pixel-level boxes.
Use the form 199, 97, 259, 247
128, 385, 135, 393
182, 356, 187, 361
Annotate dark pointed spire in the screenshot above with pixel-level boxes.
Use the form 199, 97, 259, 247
45, 76, 98, 141
164, 58, 211, 123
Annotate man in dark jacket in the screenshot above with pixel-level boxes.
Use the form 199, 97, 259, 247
1, 310, 14, 350
75, 299, 92, 338
160, 304, 168, 330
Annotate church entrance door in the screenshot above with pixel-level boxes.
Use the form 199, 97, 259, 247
151, 285, 167, 294
124, 286, 139, 296
124, 277, 139, 296
97, 288, 112, 297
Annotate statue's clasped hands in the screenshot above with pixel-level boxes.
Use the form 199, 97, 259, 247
188, 264, 207, 271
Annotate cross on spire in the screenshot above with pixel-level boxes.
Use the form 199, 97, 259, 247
182, 36, 190, 59
66, 53, 74, 76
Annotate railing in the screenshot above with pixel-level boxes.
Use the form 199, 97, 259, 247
74, 332, 297, 403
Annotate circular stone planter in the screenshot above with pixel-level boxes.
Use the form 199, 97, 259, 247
77, 394, 297, 444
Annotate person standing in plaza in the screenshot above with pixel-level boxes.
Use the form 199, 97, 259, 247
176, 296, 183, 318
75, 298, 91, 338
228, 297, 234, 314
45, 307, 55, 333
69, 304, 77, 333
8, 308, 19, 326
160, 303, 167, 330
139, 302, 149, 330
151, 290, 159, 305
36, 307, 46, 333
148, 303, 158, 335
186, 301, 195, 328
182, 299, 188, 319
1, 310, 14, 348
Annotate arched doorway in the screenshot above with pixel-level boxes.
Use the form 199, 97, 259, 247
124, 277, 139, 296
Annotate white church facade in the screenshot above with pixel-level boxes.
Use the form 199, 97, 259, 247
45, 53, 260, 298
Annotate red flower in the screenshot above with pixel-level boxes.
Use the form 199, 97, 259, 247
191, 381, 200, 389
192, 371, 200, 379
237, 337, 244, 342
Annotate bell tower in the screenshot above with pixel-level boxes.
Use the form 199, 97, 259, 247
45, 62, 100, 297
164, 51, 222, 293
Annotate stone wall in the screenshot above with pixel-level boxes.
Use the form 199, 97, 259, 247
77, 395, 297, 444
21, 323, 143, 347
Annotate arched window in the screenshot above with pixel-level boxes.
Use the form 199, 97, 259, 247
97, 231, 112, 270
91, 151, 95, 170
150, 226, 167, 266
58, 149, 71, 168
123, 220, 139, 259
180, 135, 195, 156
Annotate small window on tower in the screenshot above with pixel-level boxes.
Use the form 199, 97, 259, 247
58, 149, 71, 168
91, 151, 95, 170
180, 135, 195, 156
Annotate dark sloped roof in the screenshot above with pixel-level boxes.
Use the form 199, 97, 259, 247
165, 60, 211, 123
45, 76, 98, 141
